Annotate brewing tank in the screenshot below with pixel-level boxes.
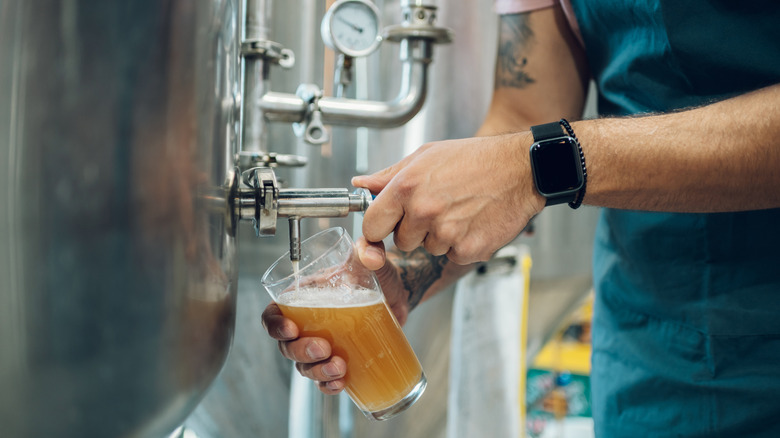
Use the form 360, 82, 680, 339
0, 1, 240, 436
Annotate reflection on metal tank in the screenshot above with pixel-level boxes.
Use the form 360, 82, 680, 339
0, 1, 240, 437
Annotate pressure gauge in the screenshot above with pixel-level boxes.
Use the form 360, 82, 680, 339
321, 0, 382, 57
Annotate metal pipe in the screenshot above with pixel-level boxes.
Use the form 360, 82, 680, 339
260, 91, 308, 123
318, 44, 429, 128
241, 0, 273, 153
277, 188, 371, 218
245, 0, 271, 40
260, 39, 432, 129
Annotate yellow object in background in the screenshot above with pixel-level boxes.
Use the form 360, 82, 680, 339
526, 293, 594, 433
518, 253, 533, 437
532, 338, 591, 376
532, 294, 592, 375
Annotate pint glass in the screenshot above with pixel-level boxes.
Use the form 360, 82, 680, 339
261, 227, 427, 421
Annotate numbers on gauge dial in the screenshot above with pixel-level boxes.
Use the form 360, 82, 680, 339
322, 0, 382, 57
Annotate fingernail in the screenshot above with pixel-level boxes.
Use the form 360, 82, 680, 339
366, 245, 384, 259
277, 325, 294, 340
322, 363, 342, 378
306, 341, 326, 360
326, 380, 343, 391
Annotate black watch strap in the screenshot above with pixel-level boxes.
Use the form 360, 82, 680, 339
531, 121, 565, 142
530, 122, 578, 206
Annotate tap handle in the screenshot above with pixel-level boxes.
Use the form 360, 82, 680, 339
350, 188, 373, 212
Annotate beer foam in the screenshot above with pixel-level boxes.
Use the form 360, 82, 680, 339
277, 286, 383, 308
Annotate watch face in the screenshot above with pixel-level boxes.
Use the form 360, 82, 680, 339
530, 137, 584, 196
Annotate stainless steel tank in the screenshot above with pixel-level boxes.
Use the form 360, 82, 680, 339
0, 1, 240, 437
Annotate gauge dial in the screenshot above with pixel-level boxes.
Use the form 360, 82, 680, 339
321, 0, 382, 57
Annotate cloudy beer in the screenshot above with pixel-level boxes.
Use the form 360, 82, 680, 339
262, 227, 426, 420
276, 286, 425, 416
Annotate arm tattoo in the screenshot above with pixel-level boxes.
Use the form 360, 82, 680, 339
388, 247, 449, 311
495, 14, 536, 89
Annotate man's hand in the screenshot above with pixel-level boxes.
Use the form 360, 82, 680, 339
352, 133, 545, 264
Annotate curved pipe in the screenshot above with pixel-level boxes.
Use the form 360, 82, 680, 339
318, 57, 428, 128
260, 39, 432, 129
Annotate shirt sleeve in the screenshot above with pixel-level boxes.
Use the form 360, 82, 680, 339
494, 0, 556, 14
494, 0, 584, 48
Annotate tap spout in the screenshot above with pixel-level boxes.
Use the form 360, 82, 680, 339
277, 188, 372, 262
277, 188, 371, 218
288, 217, 302, 262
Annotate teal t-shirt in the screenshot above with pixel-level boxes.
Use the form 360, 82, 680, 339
568, 1, 780, 435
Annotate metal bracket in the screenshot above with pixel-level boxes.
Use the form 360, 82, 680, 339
383, 2, 453, 44
292, 84, 330, 145
383, 23, 453, 44
241, 167, 279, 236
237, 151, 308, 169
241, 39, 295, 69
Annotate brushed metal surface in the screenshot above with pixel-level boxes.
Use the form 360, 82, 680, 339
0, 1, 240, 436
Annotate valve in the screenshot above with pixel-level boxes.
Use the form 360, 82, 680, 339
232, 166, 372, 261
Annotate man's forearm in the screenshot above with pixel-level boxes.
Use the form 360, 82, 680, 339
387, 247, 475, 311
577, 83, 780, 212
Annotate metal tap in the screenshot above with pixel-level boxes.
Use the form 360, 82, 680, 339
233, 167, 371, 262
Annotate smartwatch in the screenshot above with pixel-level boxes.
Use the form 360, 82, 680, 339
529, 121, 585, 206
